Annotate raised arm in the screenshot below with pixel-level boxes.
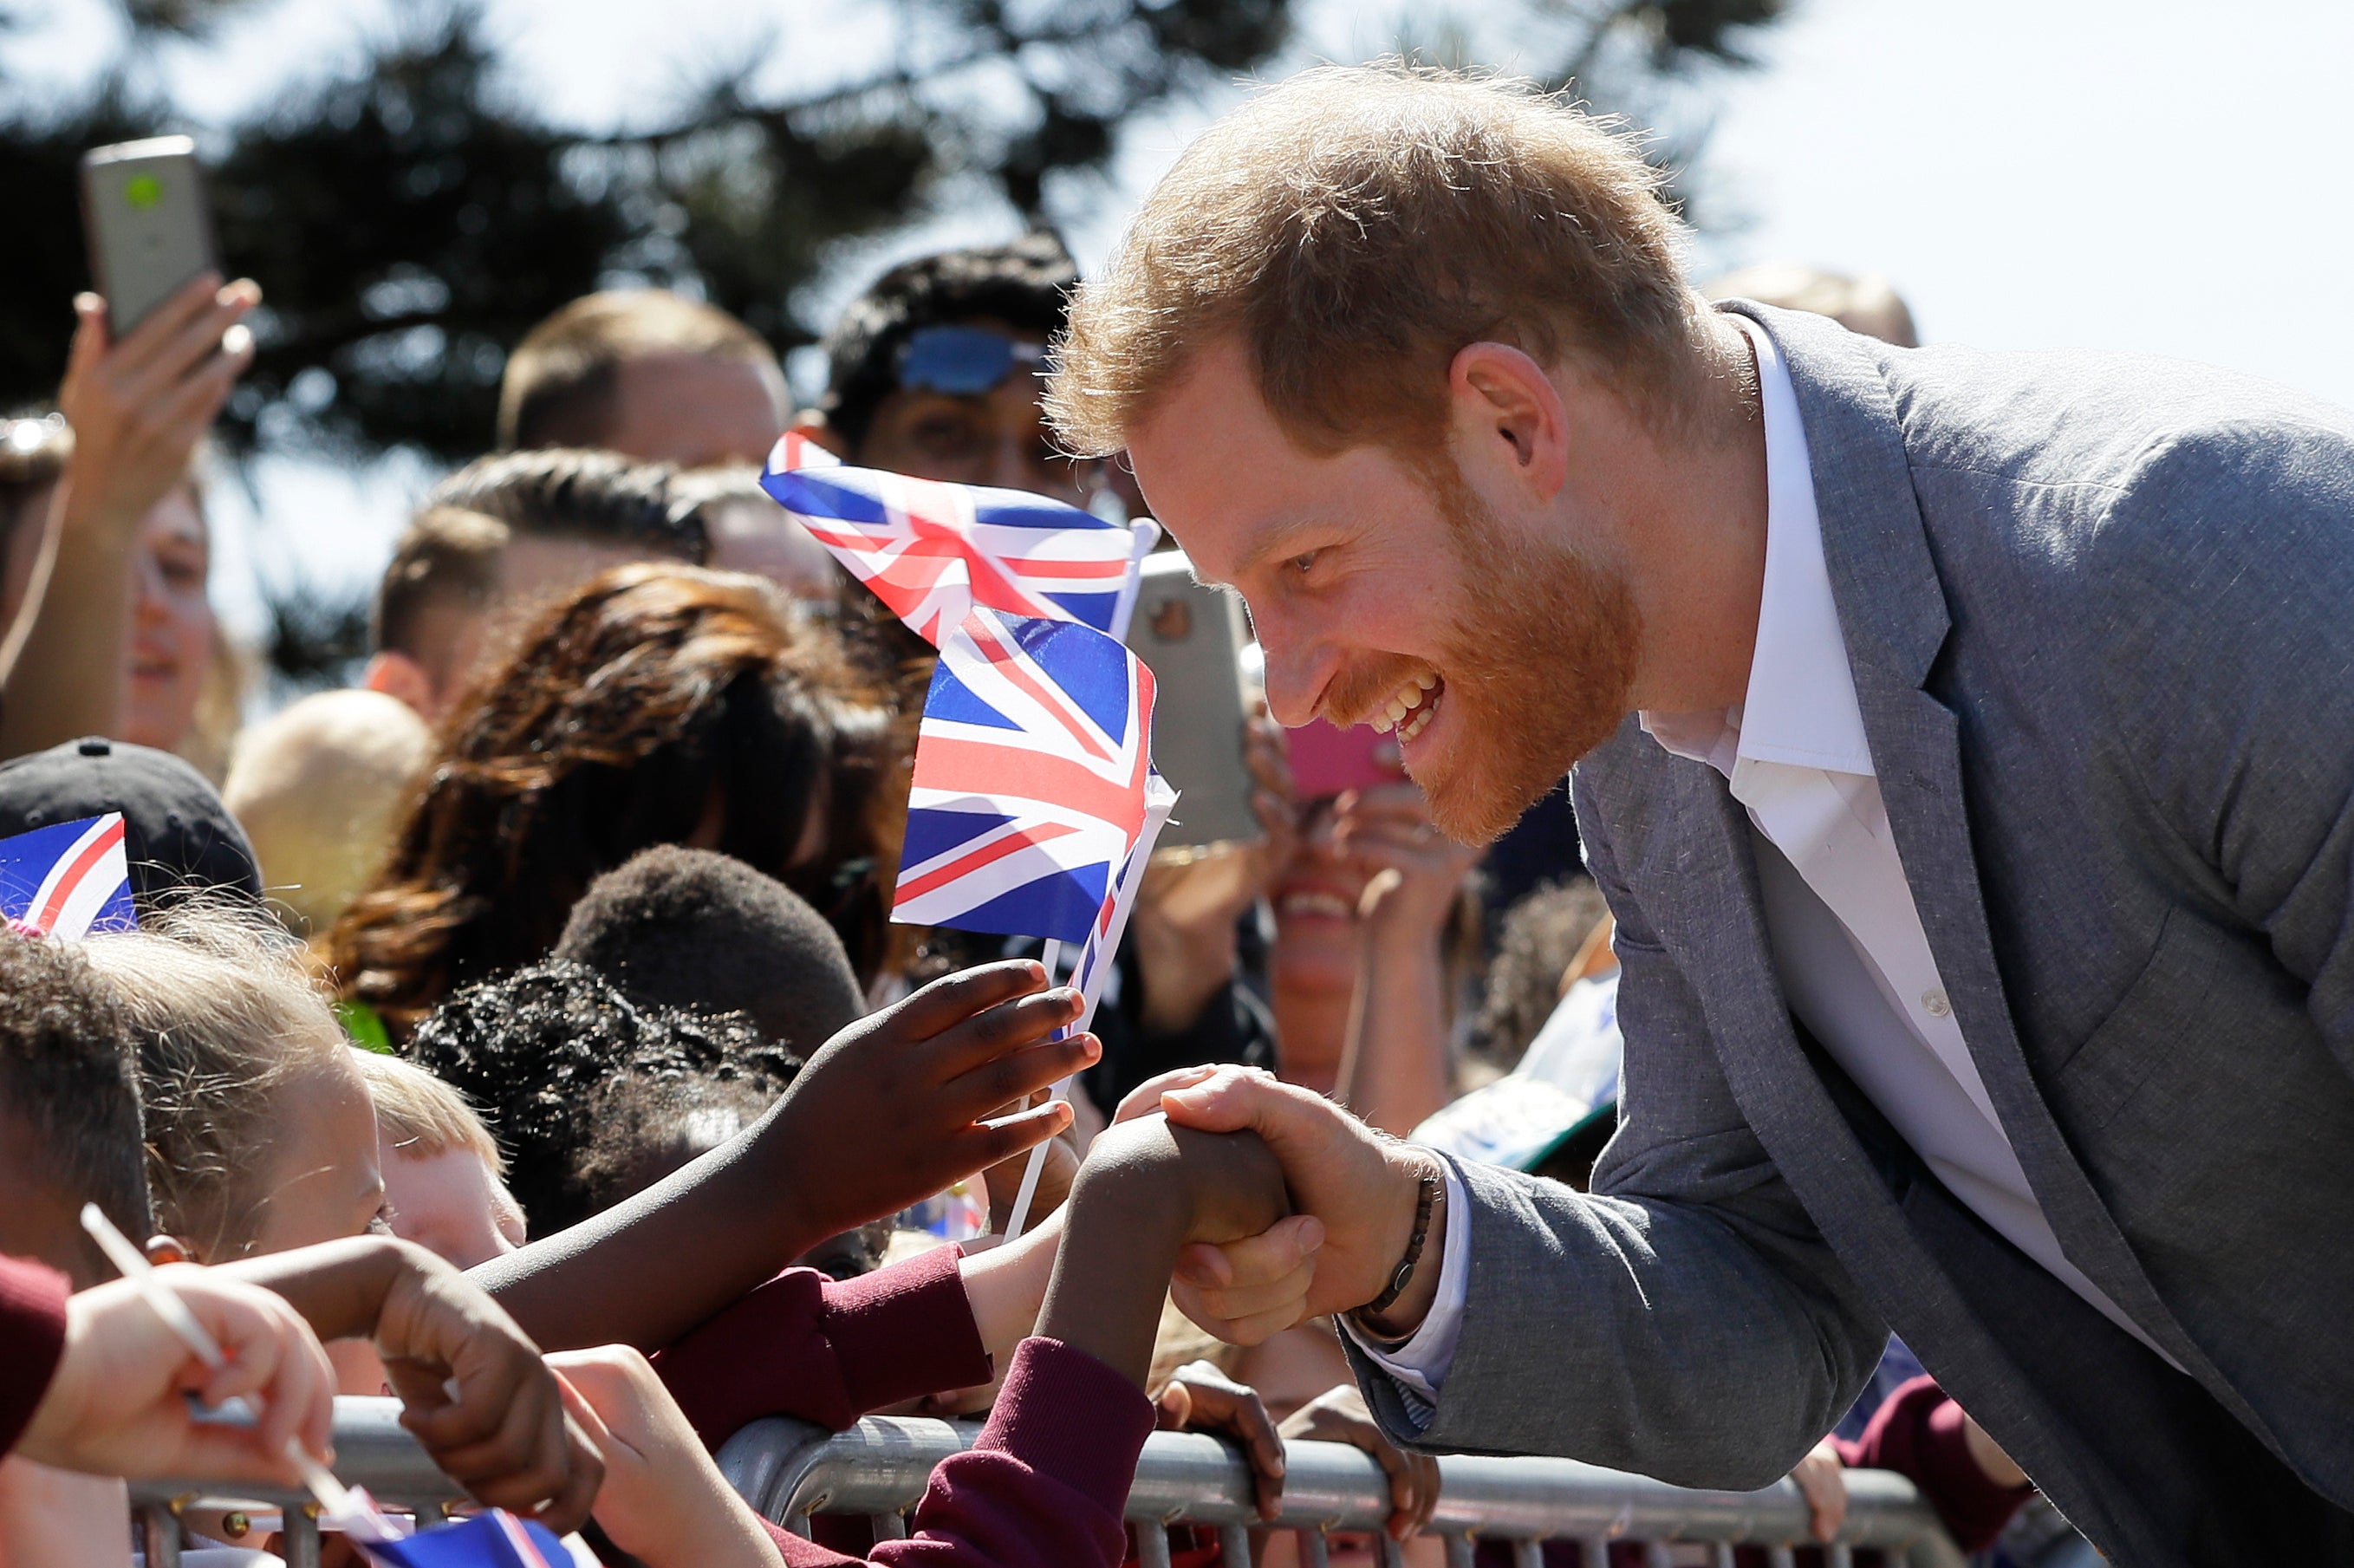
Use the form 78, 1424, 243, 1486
471, 963, 1097, 1355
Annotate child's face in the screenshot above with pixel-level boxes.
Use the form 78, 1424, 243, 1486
249, 1045, 388, 1256
380, 1142, 526, 1270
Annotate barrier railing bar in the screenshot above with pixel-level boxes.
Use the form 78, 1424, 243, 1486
713, 1414, 1969, 1568
126, 1397, 1968, 1568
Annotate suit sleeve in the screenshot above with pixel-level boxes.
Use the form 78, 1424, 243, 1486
1344, 771, 1883, 1488
0, 1255, 71, 1460
654, 1245, 994, 1449
758, 1338, 1155, 1568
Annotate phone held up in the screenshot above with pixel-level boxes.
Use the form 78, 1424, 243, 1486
1123, 550, 1262, 851
80, 136, 220, 338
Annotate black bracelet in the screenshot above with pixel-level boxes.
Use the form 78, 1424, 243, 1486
1356, 1164, 1442, 1324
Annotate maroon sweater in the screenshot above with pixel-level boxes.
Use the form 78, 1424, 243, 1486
0, 1254, 70, 1459
654, 1246, 1155, 1568
1831, 1375, 2034, 1554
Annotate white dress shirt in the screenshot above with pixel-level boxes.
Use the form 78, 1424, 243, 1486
1355, 316, 2170, 1403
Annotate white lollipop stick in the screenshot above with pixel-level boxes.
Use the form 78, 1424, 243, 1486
79, 1203, 367, 1521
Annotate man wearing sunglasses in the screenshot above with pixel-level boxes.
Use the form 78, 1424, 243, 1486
792, 233, 1102, 510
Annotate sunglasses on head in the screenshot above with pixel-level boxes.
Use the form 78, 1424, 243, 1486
894, 325, 1047, 398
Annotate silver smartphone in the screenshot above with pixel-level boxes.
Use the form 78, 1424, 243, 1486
1124, 550, 1261, 849
81, 137, 218, 337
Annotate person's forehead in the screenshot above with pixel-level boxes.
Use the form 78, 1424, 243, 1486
1128, 378, 1362, 581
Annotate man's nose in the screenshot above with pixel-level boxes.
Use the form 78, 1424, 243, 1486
1256, 618, 1335, 729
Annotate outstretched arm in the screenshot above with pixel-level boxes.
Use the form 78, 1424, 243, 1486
1152, 803, 1885, 1488
220, 1235, 601, 1532
471, 963, 1099, 1356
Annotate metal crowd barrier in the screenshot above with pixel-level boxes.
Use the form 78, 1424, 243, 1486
126, 1397, 468, 1568
125, 1397, 1969, 1568
715, 1414, 1972, 1568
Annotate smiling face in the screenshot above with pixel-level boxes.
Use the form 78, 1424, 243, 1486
1128, 337, 1642, 846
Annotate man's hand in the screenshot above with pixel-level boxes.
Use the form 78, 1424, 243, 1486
19, 1271, 335, 1486
1119, 1065, 1439, 1344
223, 1237, 602, 1532
771, 960, 1102, 1240
1279, 1383, 1440, 1543
549, 1347, 782, 1568
1037, 1115, 1291, 1386
58, 274, 257, 536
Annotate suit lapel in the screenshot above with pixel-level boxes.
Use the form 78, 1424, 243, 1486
1735, 302, 2211, 1374
1615, 744, 1957, 1293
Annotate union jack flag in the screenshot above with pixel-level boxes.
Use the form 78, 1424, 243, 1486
355, 1511, 568, 1568
892, 607, 1167, 944
0, 813, 135, 939
761, 439, 1157, 645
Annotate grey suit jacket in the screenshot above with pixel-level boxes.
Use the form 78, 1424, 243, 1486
1347, 303, 2354, 1566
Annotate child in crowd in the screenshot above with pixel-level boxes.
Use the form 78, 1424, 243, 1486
588, 1116, 1290, 1568
0, 925, 153, 1566
223, 687, 433, 940
84, 905, 385, 1272
553, 844, 868, 1055
359, 1051, 526, 1270
408, 957, 798, 1236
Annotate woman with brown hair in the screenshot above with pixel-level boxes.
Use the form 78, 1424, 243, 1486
327, 562, 898, 1041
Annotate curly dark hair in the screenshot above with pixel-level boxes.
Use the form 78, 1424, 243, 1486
1468, 878, 1609, 1071
406, 959, 801, 1237
327, 563, 901, 1038
0, 930, 151, 1275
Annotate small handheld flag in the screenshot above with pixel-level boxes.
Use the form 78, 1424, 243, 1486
0, 813, 135, 937
762, 443, 1158, 645
892, 608, 1160, 944
354, 1513, 571, 1568
998, 771, 1177, 1240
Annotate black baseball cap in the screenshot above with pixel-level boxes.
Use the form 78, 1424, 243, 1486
0, 737, 261, 908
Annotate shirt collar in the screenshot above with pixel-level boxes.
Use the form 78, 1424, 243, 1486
1640, 315, 1877, 781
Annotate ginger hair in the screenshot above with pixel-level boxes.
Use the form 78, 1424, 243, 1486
1047, 63, 1715, 459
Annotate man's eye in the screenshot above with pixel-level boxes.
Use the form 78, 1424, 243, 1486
1288, 550, 1321, 576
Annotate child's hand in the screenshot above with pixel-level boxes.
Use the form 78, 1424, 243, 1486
1037, 1116, 1292, 1388
1278, 1383, 1439, 1542
1078, 1112, 1291, 1248
20, 1270, 335, 1487
548, 1346, 783, 1568
770, 960, 1102, 1240
1155, 1361, 1286, 1520
222, 1236, 602, 1532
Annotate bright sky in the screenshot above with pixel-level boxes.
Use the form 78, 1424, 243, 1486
13, 0, 2354, 644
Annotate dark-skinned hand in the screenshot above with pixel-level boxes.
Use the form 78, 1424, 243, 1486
223, 1237, 602, 1533
769, 960, 1102, 1241
1157, 1359, 1287, 1520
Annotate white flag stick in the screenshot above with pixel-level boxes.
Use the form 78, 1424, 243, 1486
1001, 776, 1180, 1241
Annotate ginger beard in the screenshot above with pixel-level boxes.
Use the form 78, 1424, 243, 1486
1328, 465, 1641, 846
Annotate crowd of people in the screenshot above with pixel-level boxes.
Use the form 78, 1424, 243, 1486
0, 71, 2110, 1568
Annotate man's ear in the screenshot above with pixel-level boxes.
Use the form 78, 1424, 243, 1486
361, 651, 437, 721
789, 412, 851, 460
144, 1234, 195, 1266
1448, 342, 1570, 503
